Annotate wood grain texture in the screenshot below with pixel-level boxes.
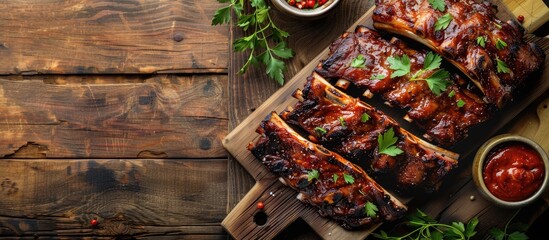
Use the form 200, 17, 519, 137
0, 159, 227, 239
0, 75, 228, 158
226, 2, 549, 239
0, 0, 228, 74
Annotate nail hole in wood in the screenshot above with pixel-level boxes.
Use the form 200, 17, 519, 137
544, 104, 547, 109
253, 211, 268, 226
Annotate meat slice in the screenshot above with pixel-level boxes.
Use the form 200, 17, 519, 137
372, 0, 545, 107
316, 26, 490, 146
282, 73, 459, 193
248, 112, 407, 229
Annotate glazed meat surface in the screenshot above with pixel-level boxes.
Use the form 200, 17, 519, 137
316, 26, 490, 146
248, 112, 407, 229
373, 0, 545, 106
282, 73, 459, 193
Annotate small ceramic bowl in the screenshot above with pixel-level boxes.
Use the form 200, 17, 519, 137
270, 0, 341, 19
472, 134, 549, 208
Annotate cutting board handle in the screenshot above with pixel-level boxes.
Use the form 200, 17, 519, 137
502, 0, 549, 33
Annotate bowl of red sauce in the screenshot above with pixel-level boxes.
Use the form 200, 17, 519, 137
270, 0, 340, 19
473, 134, 549, 208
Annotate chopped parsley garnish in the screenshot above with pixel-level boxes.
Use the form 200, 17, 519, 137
351, 54, 366, 68
387, 54, 411, 78
495, 23, 502, 29
496, 39, 508, 50
423, 51, 443, 71
435, 13, 453, 31
476, 36, 487, 48
496, 58, 511, 73
448, 89, 455, 97
361, 113, 370, 123
423, 69, 452, 95
364, 201, 379, 217
428, 0, 445, 12
457, 99, 466, 107
339, 116, 346, 128
378, 128, 404, 156
343, 173, 355, 184
370, 74, 386, 80
332, 174, 339, 183
314, 127, 327, 136
307, 169, 319, 181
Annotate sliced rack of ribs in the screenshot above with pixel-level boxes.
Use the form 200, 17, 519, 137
248, 112, 407, 229
281, 73, 459, 193
316, 26, 490, 146
373, 0, 546, 107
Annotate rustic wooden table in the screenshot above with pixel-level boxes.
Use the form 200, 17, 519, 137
0, 0, 547, 239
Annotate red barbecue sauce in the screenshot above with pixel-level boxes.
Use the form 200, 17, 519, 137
483, 142, 545, 202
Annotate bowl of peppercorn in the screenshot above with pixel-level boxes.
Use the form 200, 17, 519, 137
270, 0, 341, 19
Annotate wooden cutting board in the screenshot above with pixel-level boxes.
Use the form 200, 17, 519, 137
222, 2, 549, 240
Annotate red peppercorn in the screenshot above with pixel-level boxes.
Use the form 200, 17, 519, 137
257, 201, 265, 210
307, 0, 316, 8
517, 15, 524, 23
288, 0, 296, 5
90, 219, 98, 226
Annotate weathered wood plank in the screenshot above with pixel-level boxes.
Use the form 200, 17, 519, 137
0, 75, 228, 158
0, 0, 228, 74
0, 159, 227, 238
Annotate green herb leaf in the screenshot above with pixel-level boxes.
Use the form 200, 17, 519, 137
364, 202, 378, 217
508, 231, 528, 240
272, 42, 294, 59
266, 56, 285, 85
332, 174, 339, 183
307, 169, 319, 181
351, 54, 366, 68
343, 173, 354, 184
435, 13, 453, 31
361, 113, 370, 123
314, 127, 327, 136
496, 38, 508, 50
431, 231, 444, 240
490, 228, 506, 240
370, 74, 386, 80
495, 23, 502, 29
423, 51, 443, 71
448, 89, 455, 97
465, 217, 479, 238
428, 0, 446, 11
377, 128, 404, 156
211, 5, 232, 25
477, 36, 487, 48
424, 69, 452, 95
496, 58, 511, 73
457, 99, 465, 107
339, 116, 346, 128
387, 54, 411, 78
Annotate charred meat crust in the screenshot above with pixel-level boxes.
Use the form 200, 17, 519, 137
316, 26, 490, 146
282, 73, 459, 194
372, 0, 546, 107
248, 113, 407, 229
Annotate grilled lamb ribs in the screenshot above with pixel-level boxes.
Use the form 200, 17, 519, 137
282, 73, 459, 193
316, 26, 490, 146
373, 0, 545, 107
248, 112, 407, 229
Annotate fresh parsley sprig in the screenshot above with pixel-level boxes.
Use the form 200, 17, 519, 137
377, 128, 403, 156
388, 52, 452, 95
212, 0, 294, 85
435, 13, 453, 31
489, 209, 529, 240
373, 210, 479, 240
428, 0, 446, 12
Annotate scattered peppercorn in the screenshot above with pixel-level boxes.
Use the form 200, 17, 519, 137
90, 219, 99, 226
257, 201, 265, 209
517, 15, 524, 23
